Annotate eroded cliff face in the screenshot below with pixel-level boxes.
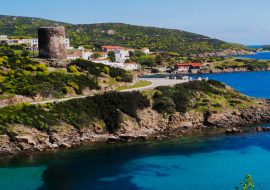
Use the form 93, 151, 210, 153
1, 99, 270, 156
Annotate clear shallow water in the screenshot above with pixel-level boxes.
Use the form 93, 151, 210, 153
2, 132, 270, 190
1, 70, 270, 189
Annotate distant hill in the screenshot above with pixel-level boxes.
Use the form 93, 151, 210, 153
0, 15, 246, 55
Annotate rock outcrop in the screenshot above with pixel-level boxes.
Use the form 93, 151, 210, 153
0, 99, 270, 156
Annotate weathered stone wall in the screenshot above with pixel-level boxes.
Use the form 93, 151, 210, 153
38, 26, 67, 59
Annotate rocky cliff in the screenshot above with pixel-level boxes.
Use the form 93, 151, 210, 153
0, 81, 269, 157
0, 99, 269, 157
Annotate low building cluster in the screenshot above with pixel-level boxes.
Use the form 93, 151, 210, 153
0, 35, 72, 50
1, 31, 151, 71
174, 63, 204, 74
67, 45, 150, 71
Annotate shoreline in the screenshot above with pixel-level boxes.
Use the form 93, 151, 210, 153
1, 98, 270, 158
1, 125, 269, 161
140, 69, 270, 78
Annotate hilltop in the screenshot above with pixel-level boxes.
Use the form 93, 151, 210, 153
0, 15, 246, 55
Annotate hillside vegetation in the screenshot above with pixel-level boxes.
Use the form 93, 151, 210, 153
0, 80, 255, 134
153, 80, 254, 114
209, 58, 270, 71
0, 15, 246, 55
0, 45, 132, 100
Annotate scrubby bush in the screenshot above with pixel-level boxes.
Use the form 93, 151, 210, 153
103, 66, 110, 74
153, 80, 225, 114
68, 65, 79, 74
0, 91, 150, 133
36, 63, 48, 72
208, 80, 226, 89
0, 72, 99, 98
182, 80, 222, 95
151, 68, 160, 73
153, 96, 175, 114
0, 45, 100, 98
92, 92, 150, 132
70, 59, 133, 83
0, 103, 59, 131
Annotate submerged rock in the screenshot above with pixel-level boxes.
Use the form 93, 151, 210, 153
225, 128, 243, 135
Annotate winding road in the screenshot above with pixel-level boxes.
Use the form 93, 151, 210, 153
121, 78, 188, 92
1, 78, 187, 108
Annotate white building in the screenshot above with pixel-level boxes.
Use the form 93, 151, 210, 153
67, 51, 82, 60
141, 48, 150, 54
0, 35, 72, 50
65, 38, 73, 49
115, 50, 130, 63
6, 39, 20, 45
19, 39, 38, 50
124, 62, 139, 70
0, 35, 8, 40
81, 51, 93, 60
107, 62, 125, 69
92, 59, 138, 71
67, 50, 93, 60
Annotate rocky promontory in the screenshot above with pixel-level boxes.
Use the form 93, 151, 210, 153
0, 80, 269, 156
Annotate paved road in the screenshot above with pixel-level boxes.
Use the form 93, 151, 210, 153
1, 78, 187, 107
121, 78, 188, 92
30, 95, 88, 105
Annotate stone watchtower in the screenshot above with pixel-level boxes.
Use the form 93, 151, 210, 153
38, 26, 67, 59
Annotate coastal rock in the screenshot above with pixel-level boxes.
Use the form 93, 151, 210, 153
0, 135, 14, 155
51, 144, 59, 148
107, 136, 120, 144
225, 128, 243, 135
255, 127, 270, 132
119, 134, 134, 142
15, 136, 36, 146
137, 135, 148, 141
94, 124, 105, 134
49, 133, 61, 144
33, 145, 45, 151
59, 143, 71, 148
1, 96, 270, 156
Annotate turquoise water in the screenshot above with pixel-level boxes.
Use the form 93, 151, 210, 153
2, 133, 270, 190
0, 70, 270, 189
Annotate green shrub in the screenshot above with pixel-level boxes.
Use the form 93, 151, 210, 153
208, 80, 226, 88
151, 68, 160, 73
0, 91, 150, 133
153, 80, 225, 114
211, 103, 222, 108
36, 63, 48, 72
70, 59, 133, 83
92, 92, 150, 132
153, 97, 175, 114
103, 66, 110, 74
0, 72, 99, 98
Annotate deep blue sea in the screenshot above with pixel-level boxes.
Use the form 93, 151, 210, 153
1, 53, 270, 190
237, 51, 270, 60
199, 71, 270, 98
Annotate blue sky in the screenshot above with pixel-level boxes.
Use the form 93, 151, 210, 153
1, 0, 269, 44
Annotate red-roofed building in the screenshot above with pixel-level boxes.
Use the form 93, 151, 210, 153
101, 45, 125, 52
174, 63, 203, 73
101, 45, 135, 53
